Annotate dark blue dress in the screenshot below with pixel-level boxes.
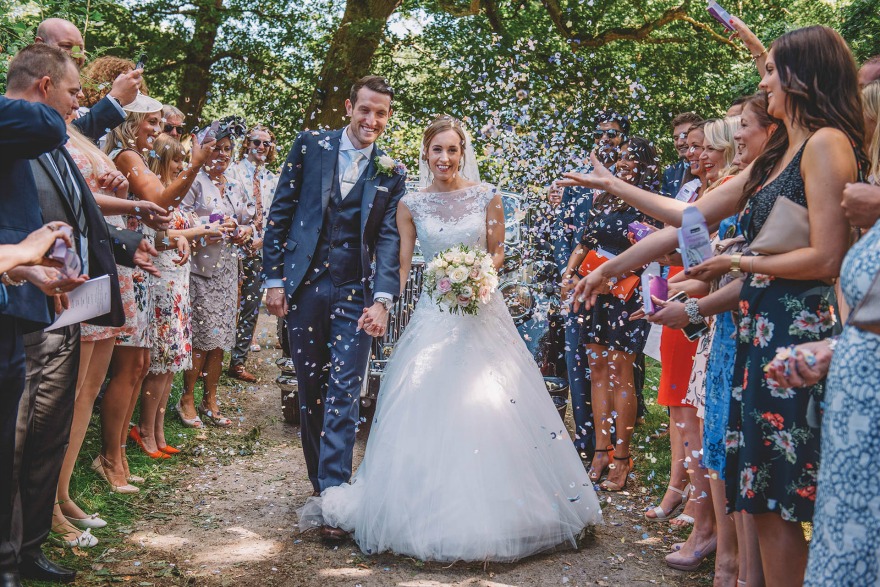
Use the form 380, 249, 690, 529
577, 203, 649, 355
724, 143, 836, 521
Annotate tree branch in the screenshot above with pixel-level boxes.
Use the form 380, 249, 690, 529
538, 0, 734, 50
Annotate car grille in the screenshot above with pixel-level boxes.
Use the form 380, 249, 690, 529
371, 260, 424, 367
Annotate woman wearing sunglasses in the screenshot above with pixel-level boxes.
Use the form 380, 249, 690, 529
160, 104, 185, 139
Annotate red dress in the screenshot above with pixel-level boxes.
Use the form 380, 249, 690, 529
656, 266, 699, 408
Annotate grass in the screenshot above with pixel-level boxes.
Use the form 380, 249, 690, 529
631, 357, 673, 501
29, 363, 260, 587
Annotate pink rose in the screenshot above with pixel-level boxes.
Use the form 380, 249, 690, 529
457, 294, 471, 306
438, 277, 452, 293
479, 286, 491, 303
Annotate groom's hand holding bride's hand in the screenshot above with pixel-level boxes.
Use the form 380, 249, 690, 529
357, 303, 388, 337
266, 287, 288, 317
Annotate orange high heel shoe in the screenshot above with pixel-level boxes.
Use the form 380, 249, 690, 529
129, 426, 171, 459
158, 445, 180, 455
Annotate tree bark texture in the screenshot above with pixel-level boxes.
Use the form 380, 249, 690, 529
176, 0, 223, 123
306, 0, 403, 129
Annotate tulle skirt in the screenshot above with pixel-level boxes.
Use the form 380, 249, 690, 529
297, 294, 602, 562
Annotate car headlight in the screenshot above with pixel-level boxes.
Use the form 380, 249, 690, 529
500, 281, 534, 321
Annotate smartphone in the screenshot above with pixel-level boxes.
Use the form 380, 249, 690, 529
135, 53, 146, 71
196, 120, 220, 144
707, 0, 736, 31
667, 291, 710, 340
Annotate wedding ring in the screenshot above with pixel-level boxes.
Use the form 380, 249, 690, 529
577, 295, 586, 303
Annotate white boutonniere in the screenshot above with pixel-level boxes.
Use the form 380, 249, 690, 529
318, 137, 332, 150
373, 155, 407, 179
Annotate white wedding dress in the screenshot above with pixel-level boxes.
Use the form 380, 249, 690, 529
297, 183, 602, 562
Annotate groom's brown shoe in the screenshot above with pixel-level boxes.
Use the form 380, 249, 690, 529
319, 525, 348, 541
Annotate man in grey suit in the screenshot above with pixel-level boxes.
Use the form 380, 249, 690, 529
264, 76, 406, 540
0, 44, 151, 587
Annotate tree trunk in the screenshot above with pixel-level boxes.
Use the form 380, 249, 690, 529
306, 0, 403, 129
176, 0, 224, 124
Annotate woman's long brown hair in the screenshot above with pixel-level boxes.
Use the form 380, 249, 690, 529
739, 26, 868, 211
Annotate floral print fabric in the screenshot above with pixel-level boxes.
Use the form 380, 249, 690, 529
805, 220, 880, 586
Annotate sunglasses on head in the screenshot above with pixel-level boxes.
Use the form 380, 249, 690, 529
163, 124, 185, 134
249, 139, 272, 148
593, 128, 621, 139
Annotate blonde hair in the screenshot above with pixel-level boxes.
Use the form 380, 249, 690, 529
103, 111, 158, 157
66, 123, 118, 188
702, 116, 741, 188
863, 80, 880, 181
421, 114, 467, 164
146, 135, 187, 186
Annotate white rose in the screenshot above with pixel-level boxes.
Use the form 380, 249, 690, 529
435, 268, 446, 279
448, 266, 469, 283
461, 285, 473, 297
378, 155, 395, 169
443, 252, 455, 263
464, 251, 476, 264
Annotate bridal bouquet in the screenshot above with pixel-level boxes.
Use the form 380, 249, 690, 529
423, 245, 499, 315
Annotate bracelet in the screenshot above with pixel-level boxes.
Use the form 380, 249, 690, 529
1, 272, 26, 286
751, 48, 767, 60
827, 336, 839, 352
684, 298, 703, 324
747, 256, 756, 274
730, 253, 743, 277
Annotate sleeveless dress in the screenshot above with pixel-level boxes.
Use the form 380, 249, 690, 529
299, 183, 602, 562
576, 204, 649, 354
805, 219, 880, 586
724, 143, 836, 521
66, 143, 137, 343
148, 209, 193, 373
109, 148, 155, 349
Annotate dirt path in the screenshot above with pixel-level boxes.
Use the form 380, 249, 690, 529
105, 316, 711, 587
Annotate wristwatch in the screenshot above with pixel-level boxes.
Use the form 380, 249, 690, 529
729, 253, 743, 278
375, 296, 394, 312
684, 298, 703, 324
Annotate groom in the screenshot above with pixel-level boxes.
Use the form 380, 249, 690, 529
264, 76, 406, 536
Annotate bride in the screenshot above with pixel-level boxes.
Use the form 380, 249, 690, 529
297, 115, 602, 562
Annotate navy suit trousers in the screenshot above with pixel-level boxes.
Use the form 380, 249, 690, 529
0, 317, 25, 570
287, 273, 371, 492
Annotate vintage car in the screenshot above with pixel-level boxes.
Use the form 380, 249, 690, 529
279, 187, 569, 427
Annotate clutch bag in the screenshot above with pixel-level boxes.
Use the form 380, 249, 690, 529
578, 250, 641, 302
749, 196, 810, 255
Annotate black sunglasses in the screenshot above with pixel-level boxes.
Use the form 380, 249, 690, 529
592, 128, 622, 139
163, 124, 185, 134
249, 139, 272, 148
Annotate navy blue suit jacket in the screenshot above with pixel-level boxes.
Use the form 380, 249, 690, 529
72, 97, 125, 142
0, 96, 67, 327
552, 179, 594, 276
264, 129, 406, 300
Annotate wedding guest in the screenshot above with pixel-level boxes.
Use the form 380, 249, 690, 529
138, 135, 197, 451
568, 26, 866, 585
766, 182, 879, 587
661, 112, 702, 198
35, 18, 141, 142
226, 124, 279, 381
652, 121, 708, 532
726, 96, 748, 117
50, 119, 146, 547
656, 116, 741, 575
841, 81, 880, 227
859, 55, 880, 89
97, 100, 214, 487
560, 136, 658, 491
181, 120, 253, 427
160, 105, 185, 140
80, 56, 149, 110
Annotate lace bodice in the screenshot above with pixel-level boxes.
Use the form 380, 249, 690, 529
401, 183, 498, 261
